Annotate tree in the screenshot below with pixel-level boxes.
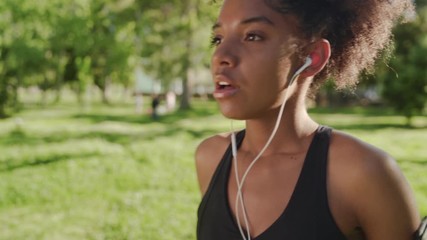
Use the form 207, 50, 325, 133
379, 7, 427, 125
0, 0, 217, 116
85, 0, 135, 104
134, 0, 216, 110
0, 0, 48, 117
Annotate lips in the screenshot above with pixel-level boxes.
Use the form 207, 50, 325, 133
213, 74, 239, 99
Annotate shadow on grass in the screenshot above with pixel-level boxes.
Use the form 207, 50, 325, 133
67, 127, 219, 143
72, 105, 219, 125
3, 105, 424, 152
3, 103, 220, 146
2, 124, 220, 147
0, 152, 100, 172
308, 106, 398, 116
329, 123, 427, 131
0, 127, 218, 172
309, 107, 426, 130
397, 158, 427, 166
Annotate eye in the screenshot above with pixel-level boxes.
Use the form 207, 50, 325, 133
245, 33, 263, 41
210, 35, 222, 47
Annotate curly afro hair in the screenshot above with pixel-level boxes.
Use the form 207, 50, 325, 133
265, 0, 415, 90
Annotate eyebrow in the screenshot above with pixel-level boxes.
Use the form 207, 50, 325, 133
212, 16, 275, 30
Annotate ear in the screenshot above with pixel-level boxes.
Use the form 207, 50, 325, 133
299, 39, 331, 78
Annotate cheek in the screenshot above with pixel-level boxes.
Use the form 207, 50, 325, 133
277, 56, 293, 86
244, 53, 291, 93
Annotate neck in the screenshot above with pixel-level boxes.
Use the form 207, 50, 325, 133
241, 83, 318, 156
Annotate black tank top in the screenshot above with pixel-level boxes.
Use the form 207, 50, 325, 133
197, 126, 347, 240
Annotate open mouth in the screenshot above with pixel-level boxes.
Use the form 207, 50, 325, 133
217, 81, 233, 90
213, 78, 239, 98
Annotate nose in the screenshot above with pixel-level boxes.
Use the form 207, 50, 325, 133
211, 40, 239, 69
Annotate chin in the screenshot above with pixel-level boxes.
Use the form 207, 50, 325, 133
218, 106, 243, 120
219, 105, 253, 121
222, 113, 247, 121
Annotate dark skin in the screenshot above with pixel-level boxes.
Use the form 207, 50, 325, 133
195, 0, 420, 239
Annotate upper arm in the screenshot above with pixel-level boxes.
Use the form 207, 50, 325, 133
195, 134, 229, 196
354, 154, 420, 240
357, 153, 419, 240
330, 132, 420, 240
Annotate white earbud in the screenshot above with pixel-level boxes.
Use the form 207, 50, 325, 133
288, 56, 312, 86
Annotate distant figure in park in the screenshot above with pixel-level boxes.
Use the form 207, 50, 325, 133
195, 0, 422, 240
151, 94, 160, 120
166, 91, 176, 112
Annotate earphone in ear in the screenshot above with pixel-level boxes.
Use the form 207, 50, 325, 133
310, 53, 320, 66
288, 55, 312, 86
288, 53, 321, 86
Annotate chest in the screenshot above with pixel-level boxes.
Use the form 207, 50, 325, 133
227, 154, 306, 238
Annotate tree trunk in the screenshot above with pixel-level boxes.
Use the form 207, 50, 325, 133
180, 70, 191, 110
179, 40, 192, 110
178, 1, 197, 111
101, 87, 109, 104
405, 114, 412, 127
12, 76, 21, 111
0, 82, 8, 118
94, 75, 110, 105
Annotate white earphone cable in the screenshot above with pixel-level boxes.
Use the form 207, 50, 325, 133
231, 130, 250, 240
230, 57, 312, 240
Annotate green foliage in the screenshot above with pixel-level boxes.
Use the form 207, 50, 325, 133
0, 0, 218, 115
379, 7, 427, 124
134, 0, 217, 109
417, 0, 427, 8
0, 77, 13, 118
0, 0, 50, 116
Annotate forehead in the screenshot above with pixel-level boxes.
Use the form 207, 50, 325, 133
215, 0, 299, 32
219, 0, 273, 15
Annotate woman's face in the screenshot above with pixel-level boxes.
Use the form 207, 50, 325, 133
211, 0, 303, 120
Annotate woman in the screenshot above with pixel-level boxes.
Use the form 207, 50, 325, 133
195, 0, 421, 239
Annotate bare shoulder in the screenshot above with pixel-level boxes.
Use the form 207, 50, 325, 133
328, 130, 420, 240
329, 130, 395, 176
329, 130, 412, 188
195, 132, 232, 196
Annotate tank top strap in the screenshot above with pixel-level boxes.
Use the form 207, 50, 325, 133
307, 126, 344, 238
314, 125, 333, 207
197, 130, 246, 223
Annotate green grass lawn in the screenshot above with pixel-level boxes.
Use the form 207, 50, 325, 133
0, 99, 426, 240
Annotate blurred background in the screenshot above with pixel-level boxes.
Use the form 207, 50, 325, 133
0, 0, 425, 239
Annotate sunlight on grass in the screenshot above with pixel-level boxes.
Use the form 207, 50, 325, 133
0, 100, 425, 239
